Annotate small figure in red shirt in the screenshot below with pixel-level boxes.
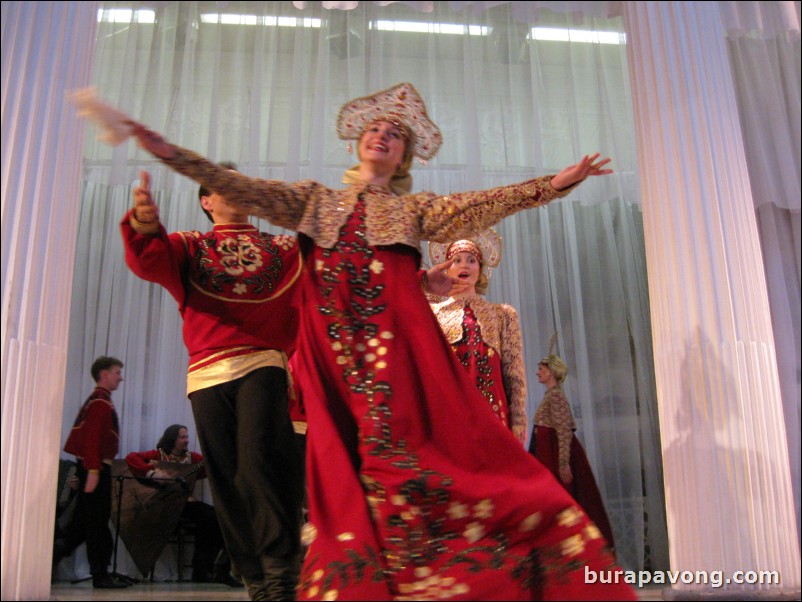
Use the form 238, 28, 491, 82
62, 356, 130, 589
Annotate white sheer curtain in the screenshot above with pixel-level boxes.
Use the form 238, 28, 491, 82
2, 2, 99, 597
723, 3, 802, 536
62, 0, 663, 578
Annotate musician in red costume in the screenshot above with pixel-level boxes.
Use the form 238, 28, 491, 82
120, 165, 305, 601
126, 424, 238, 585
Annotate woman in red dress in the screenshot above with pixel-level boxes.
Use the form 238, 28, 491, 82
130, 82, 633, 600
428, 230, 529, 445
530, 350, 617, 555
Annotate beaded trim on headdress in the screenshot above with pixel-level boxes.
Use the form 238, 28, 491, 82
336, 83, 443, 160
428, 228, 502, 280
446, 240, 483, 263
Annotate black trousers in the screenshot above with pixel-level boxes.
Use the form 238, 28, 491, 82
190, 367, 304, 580
71, 463, 114, 577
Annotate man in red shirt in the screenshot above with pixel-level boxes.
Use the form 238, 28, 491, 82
62, 356, 130, 589
121, 168, 304, 600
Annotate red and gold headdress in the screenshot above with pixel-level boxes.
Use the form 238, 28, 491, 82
428, 228, 503, 280
336, 83, 443, 161
446, 240, 483, 263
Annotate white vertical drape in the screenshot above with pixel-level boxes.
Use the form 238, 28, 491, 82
724, 20, 802, 536
1, 2, 99, 600
624, 0, 800, 595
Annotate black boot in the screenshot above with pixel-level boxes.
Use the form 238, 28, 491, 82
242, 575, 271, 601
260, 554, 300, 601
92, 572, 130, 589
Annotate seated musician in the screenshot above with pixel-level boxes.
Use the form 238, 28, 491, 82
125, 424, 238, 586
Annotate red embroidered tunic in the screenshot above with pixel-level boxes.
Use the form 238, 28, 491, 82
121, 212, 302, 394
64, 387, 120, 470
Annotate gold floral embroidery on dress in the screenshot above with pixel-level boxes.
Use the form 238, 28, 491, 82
519, 512, 543, 532
557, 506, 584, 528
301, 523, 318, 547
396, 566, 471, 601
305, 569, 339, 602
272, 234, 297, 251
585, 523, 602, 541
560, 534, 586, 557
447, 501, 470, 520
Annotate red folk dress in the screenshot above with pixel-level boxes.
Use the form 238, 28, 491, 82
158, 147, 637, 601
430, 297, 528, 444
293, 199, 632, 600
530, 386, 617, 552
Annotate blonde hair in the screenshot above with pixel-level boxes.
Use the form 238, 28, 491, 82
540, 355, 568, 383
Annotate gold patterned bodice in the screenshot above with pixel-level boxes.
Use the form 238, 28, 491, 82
430, 297, 504, 352
534, 386, 577, 467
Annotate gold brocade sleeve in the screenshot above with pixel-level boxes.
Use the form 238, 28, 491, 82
545, 388, 576, 468
498, 304, 528, 445
417, 176, 580, 243
160, 144, 316, 231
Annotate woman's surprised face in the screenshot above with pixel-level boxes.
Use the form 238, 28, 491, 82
446, 251, 481, 291
358, 120, 407, 169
